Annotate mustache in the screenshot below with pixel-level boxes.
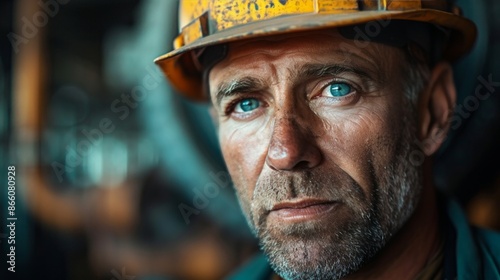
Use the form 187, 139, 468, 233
250, 169, 366, 227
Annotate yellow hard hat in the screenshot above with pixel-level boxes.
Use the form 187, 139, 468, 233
155, 0, 477, 101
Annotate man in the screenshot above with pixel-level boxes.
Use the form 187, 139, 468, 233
155, 0, 500, 279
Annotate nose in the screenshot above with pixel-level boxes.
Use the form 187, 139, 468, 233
266, 117, 322, 171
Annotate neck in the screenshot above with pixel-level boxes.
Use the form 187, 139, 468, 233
345, 160, 442, 280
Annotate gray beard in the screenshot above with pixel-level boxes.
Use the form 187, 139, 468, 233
245, 113, 422, 280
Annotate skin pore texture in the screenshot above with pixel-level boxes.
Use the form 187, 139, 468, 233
208, 30, 456, 280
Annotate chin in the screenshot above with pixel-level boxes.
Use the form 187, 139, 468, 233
258, 208, 387, 280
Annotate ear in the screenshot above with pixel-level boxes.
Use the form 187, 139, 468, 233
417, 62, 456, 156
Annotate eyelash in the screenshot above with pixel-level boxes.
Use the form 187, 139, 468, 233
314, 79, 360, 102
223, 95, 263, 117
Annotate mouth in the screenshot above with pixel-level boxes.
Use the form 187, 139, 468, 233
269, 199, 338, 223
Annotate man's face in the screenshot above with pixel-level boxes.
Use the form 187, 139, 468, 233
209, 30, 423, 280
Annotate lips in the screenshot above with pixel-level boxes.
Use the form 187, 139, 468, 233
269, 199, 338, 222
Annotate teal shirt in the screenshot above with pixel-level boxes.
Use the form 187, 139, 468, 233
446, 200, 500, 279
228, 199, 500, 280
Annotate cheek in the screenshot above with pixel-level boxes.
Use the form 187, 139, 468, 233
317, 101, 401, 193
219, 123, 271, 202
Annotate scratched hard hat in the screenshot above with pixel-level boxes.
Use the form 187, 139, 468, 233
154, 0, 477, 101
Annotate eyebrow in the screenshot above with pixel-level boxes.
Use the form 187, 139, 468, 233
296, 63, 372, 83
214, 77, 265, 107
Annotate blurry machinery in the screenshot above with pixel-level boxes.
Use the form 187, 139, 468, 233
2, 0, 500, 280
6, 0, 255, 280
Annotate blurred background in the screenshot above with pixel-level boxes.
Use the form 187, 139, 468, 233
0, 0, 499, 279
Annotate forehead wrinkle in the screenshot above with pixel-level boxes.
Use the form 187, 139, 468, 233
210, 32, 402, 105
343, 42, 407, 86
331, 49, 386, 83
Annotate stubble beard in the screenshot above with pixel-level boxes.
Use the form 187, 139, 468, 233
242, 113, 422, 280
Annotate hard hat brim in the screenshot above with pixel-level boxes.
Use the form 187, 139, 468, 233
155, 9, 477, 101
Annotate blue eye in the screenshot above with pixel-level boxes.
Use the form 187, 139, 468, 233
235, 98, 260, 113
328, 82, 352, 97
